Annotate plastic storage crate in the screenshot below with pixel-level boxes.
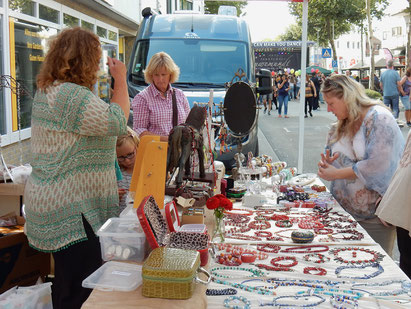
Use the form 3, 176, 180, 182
97, 217, 148, 262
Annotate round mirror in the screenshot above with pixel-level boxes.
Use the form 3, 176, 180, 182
223, 81, 257, 137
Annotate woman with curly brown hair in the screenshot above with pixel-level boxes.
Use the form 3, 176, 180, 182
24, 27, 129, 308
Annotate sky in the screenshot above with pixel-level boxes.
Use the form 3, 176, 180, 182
241, 0, 409, 43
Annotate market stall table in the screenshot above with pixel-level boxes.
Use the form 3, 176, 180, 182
82, 177, 411, 308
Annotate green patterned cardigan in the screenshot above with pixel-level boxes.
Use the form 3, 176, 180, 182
24, 82, 127, 252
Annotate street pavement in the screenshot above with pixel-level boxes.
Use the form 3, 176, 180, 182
257, 96, 410, 263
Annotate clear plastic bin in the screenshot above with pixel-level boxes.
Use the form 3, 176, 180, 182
97, 218, 148, 262
0, 282, 52, 309
82, 261, 142, 292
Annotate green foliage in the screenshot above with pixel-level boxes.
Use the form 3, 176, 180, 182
288, 0, 389, 48
365, 89, 382, 100
204, 1, 247, 16
276, 24, 302, 41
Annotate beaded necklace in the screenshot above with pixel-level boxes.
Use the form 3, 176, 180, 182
275, 220, 293, 228
257, 243, 281, 253
260, 294, 326, 307
332, 229, 364, 241
329, 247, 385, 264
335, 263, 384, 279
351, 279, 411, 296
210, 266, 265, 279
270, 256, 298, 268
303, 266, 327, 276
206, 288, 237, 296
329, 295, 358, 309
254, 263, 294, 272
226, 233, 262, 241
255, 231, 272, 238
303, 253, 330, 264
223, 295, 251, 309
281, 245, 329, 254
248, 220, 271, 230
212, 278, 275, 295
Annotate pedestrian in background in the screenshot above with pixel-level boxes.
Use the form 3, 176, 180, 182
277, 74, 290, 118
311, 72, 321, 110
24, 27, 129, 308
289, 73, 295, 100
399, 67, 411, 127
298, 74, 316, 118
318, 74, 404, 257
294, 74, 301, 100
380, 59, 402, 125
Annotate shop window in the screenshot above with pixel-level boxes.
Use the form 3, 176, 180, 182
97, 26, 107, 39
39, 4, 59, 24
81, 20, 94, 31
108, 30, 117, 41
180, 0, 193, 10
10, 19, 57, 130
9, 0, 35, 16
63, 14, 79, 28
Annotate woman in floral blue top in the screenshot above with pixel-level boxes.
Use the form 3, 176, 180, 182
318, 74, 404, 257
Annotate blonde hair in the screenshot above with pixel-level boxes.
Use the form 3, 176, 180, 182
117, 127, 140, 149
37, 27, 101, 90
321, 74, 386, 142
144, 52, 180, 84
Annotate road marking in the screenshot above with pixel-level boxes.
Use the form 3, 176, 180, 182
283, 127, 291, 133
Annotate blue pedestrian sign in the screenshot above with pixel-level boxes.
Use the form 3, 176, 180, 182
332, 60, 338, 68
322, 48, 332, 58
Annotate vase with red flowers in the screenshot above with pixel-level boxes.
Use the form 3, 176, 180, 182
206, 194, 233, 242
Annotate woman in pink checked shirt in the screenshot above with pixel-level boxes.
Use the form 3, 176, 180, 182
132, 52, 190, 141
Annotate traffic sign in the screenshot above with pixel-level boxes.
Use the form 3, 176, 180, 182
322, 48, 332, 58
332, 60, 338, 68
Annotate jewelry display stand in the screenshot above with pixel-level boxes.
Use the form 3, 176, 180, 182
129, 135, 167, 209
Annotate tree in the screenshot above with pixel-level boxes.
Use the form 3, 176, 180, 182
276, 24, 302, 42
204, 1, 247, 16
289, 0, 388, 63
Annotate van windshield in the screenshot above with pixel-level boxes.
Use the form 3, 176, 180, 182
130, 39, 248, 86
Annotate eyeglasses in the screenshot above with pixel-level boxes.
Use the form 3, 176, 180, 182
117, 149, 136, 162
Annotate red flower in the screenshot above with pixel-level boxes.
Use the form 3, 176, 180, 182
220, 198, 233, 211
206, 196, 220, 210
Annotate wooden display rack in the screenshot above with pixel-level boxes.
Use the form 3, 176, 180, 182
129, 135, 168, 209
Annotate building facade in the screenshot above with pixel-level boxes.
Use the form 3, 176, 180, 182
0, 0, 204, 168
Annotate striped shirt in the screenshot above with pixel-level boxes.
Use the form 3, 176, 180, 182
132, 84, 190, 137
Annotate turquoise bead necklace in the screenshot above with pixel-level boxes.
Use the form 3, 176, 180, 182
212, 278, 275, 295
210, 266, 265, 279
223, 295, 251, 309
